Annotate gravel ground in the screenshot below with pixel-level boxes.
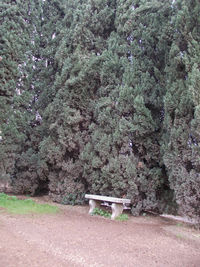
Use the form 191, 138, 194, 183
0, 196, 200, 267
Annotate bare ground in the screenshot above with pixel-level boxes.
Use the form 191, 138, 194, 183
0, 196, 200, 267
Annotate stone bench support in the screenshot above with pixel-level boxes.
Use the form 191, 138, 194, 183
111, 203, 124, 220
85, 194, 131, 220
88, 199, 101, 215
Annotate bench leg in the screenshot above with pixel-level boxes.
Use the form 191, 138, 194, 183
111, 203, 124, 220
89, 199, 100, 215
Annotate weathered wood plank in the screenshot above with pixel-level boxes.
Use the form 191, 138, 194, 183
85, 194, 131, 204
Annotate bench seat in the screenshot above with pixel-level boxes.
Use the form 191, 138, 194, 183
85, 194, 131, 220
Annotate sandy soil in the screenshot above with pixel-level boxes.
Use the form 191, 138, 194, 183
0, 196, 200, 267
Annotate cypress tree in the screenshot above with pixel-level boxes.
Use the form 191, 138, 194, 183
118, 0, 174, 215
38, 0, 90, 203
6, 0, 43, 195
12, 0, 66, 195
163, 0, 200, 222
39, 0, 120, 204
1, 0, 199, 222
81, 0, 174, 215
0, 0, 33, 187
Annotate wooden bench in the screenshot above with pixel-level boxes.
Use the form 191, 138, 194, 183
85, 194, 131, 220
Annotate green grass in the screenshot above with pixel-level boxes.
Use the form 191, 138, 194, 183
176, 223, 184, 227
116, 213, 129, 221
92, 207, 111, 218
92, 207, 129, 221
0, 193, 59, 215
176, 233, 184, 239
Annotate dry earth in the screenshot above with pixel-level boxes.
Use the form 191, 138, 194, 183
0, 196, 200, 267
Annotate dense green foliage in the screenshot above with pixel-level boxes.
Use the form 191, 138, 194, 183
0, 0, 199, 222
163, 0, 200, 222
0, 0, 33, 185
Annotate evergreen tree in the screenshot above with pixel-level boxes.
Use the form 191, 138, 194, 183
0, 0, 33, 186
117, 0, 174, 215
81, 0, 174, 215
38, 0, 91, 203
11, 0, 66, 195
163, 0, 200, 222
39, 0, 119, 204
1, 0, 199, 222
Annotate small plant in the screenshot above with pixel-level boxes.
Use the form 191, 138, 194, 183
176, 233, 184, 239
0, 193, 59, 214
92, 207, 129, 221
176, 223, 183, 227
116, 214, 129, 221
92, 207, 111, 218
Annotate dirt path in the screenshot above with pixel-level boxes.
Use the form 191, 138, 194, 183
0, 197, 200, 267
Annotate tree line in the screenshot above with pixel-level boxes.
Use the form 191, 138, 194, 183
0, 0, 199, 222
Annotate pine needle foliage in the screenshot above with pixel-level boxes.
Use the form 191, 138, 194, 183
1, 0, 200, 222
163, 0, 200, 222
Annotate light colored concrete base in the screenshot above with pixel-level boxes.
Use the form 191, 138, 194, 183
111, 203, 124, 220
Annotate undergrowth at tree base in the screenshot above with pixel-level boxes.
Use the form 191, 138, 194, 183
92, 207, 129, 221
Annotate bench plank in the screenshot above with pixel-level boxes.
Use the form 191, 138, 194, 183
85, 194, 131, 204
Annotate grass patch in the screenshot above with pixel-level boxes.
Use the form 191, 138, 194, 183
176, 233, 184, 239
116, 213, 129, 221
92, 207, 111, 218
0, 193, 59, 215
176, 223, 184, 227
92, 207, 129, 221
